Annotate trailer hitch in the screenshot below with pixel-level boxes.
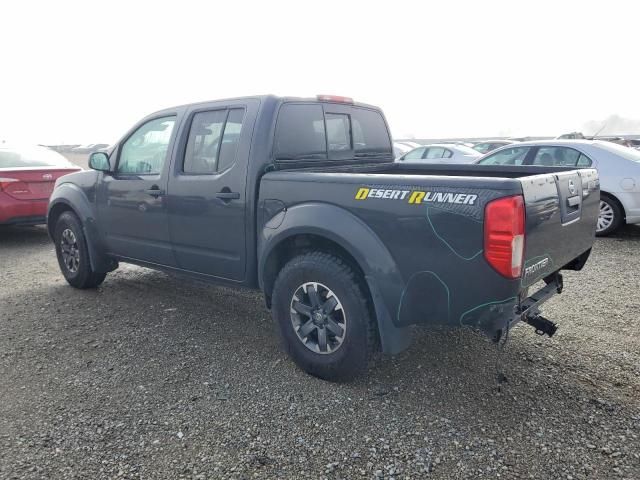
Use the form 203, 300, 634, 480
524, 313, 558, 337
514, 273, 563, 337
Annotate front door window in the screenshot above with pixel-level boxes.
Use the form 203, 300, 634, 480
118, 117, 176, 174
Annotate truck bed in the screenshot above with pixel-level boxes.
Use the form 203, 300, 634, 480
259, 164, 599, 343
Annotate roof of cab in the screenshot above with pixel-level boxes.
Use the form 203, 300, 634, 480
149, 94, 380, 117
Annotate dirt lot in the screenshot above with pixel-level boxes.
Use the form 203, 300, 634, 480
1, 223, 639, 479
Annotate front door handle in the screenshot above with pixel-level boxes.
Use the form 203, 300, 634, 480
216, 191, 240, 200
145, 186, 165, 197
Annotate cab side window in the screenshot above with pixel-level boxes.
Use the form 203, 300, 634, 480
118, 116, 176, 174
183, 108, 245, 174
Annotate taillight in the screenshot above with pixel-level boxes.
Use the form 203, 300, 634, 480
0, 178, 30, 196
484, 195, 525, 279
0, 178, 19, 191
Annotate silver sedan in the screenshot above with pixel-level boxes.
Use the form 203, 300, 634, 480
475, 140, 640, 236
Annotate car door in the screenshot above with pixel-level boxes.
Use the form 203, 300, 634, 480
97, 114, 179, 266
167, 98, 259, 281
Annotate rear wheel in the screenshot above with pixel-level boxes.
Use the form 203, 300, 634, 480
271, 252, 377, 381
54, 211, 106, 288
596, 194, 623, 236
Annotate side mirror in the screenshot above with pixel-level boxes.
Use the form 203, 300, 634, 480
89, 152, 111, 172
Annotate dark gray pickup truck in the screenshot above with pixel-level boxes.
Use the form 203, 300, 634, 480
48, 95, 599, 380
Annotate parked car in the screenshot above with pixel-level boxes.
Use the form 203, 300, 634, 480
48, 95, 598, 381
393, 141, 414, 158
0, 145, 80, 226
396, 143, 481, 164
475, 140, 640, 235
473, 139, 517, 154
71, 143, 110, 153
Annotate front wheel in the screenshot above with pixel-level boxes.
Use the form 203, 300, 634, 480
54, 211, 106, 288
596, 194, 623, 237
271, 252, 377, 381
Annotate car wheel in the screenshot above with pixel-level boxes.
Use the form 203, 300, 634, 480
596, 194, 623, 237
271, 252, 377, 381
54, 211, 106, 288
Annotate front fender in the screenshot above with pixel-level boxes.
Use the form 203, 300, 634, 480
259, 202, 411, 354
48, 183, 112, 273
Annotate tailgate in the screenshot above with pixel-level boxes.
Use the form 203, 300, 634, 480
520, 168, 599, 287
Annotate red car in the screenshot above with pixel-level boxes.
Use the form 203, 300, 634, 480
0, 145, 81, 225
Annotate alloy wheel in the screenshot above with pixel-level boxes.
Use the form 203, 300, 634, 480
597, 200, 615, 233
290, 282, 347, 354
60, 228, 80, 273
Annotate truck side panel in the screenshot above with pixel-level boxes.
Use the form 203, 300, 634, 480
258, 172, 525, 342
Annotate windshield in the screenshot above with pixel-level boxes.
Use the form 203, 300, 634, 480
596, 142, 640, 163
0, 145, 74, 168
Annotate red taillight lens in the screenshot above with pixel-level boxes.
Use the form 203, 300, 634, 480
0, 178, 19, 192
0, 178, 31, 198
484, 195, 525, 279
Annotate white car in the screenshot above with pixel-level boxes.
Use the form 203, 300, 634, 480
393, 141, 422, 159
475, 140, 640, 236
396, 143, 481, 164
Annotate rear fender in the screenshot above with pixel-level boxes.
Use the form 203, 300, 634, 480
259, 202, 411, 354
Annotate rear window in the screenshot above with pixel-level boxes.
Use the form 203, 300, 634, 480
0, 146, 73, 168
596, 142, 640, 163
274, 103, 392, 161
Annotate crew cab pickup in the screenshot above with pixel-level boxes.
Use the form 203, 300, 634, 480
48, 95, 599, 380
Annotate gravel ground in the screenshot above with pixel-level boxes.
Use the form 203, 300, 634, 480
1, 224, 639, 480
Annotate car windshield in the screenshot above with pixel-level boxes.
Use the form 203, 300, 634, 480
596, 142, 640, 163
0, 145, 74, 168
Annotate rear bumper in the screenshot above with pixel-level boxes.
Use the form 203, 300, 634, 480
616, 191, 640, 225
0, 193, 48, 225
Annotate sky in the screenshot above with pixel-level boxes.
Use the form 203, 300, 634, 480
1, 0, 639, 145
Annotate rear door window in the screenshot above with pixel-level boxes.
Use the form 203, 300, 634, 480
577, 153, 592, 167
183, 108, 245, 174
532, 147, 582, 166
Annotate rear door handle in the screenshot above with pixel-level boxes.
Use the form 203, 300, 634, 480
216, 191, 240, 200
145, 187, 165, 197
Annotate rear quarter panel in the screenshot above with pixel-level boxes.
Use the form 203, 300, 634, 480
258, 171, 526, 338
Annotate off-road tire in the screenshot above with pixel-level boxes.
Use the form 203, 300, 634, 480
272, 252, 377, 381
54, 211, 106, 289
